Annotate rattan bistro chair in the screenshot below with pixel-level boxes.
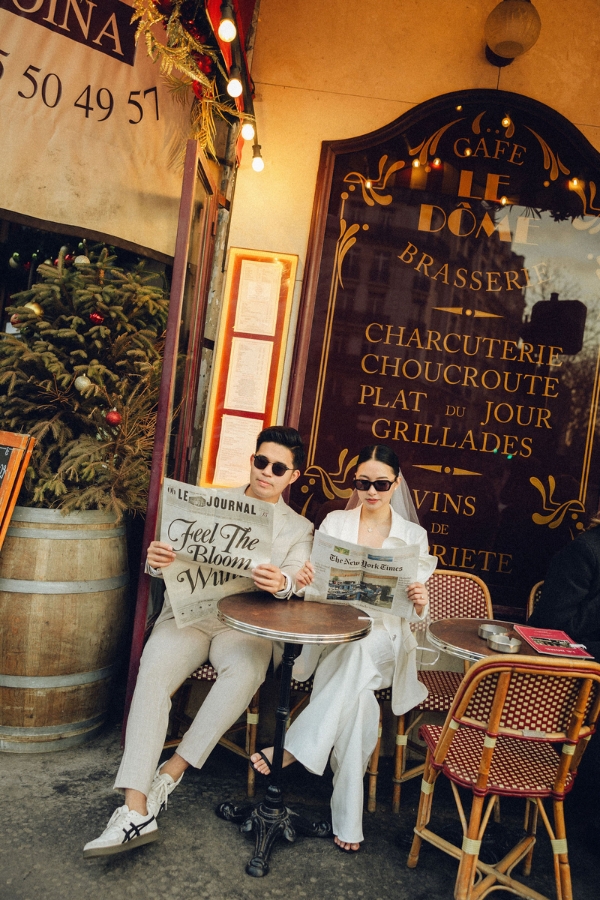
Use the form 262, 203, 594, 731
407, 654, 600, 900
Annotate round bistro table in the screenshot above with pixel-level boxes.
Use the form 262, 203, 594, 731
427, 617, 540, 662
215, 592, 371, 877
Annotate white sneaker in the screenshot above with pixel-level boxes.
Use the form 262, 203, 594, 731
146, 763, 184, 818
83, 805, 158, 858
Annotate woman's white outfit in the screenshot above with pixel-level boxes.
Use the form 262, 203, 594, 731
285, 505, 437, 844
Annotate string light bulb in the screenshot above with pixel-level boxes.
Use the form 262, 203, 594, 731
252, 142, 264, 172
412, 159, 420, 168
432, 158, 442, 168
502, 116, 511, 127
218, 2, 237, 42
241, 121, 255, 141
226, 66, 243, 98
500, 196, 508, 205
570, 178, 580, 188
365, 180, 372, 189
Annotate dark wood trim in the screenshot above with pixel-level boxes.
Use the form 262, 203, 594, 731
172, 150, 219, 480
123, 140, 200, 730
0, 207, 173, 265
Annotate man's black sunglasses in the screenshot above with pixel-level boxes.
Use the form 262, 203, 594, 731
253, 454, 295, 477
353, 478, 394, 492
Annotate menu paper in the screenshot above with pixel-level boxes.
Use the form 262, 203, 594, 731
160, 478, 274, 627
234, 260, 282, 336
213, 415, 263, 487
224, 337, 273, 414
305, 531, 420, 619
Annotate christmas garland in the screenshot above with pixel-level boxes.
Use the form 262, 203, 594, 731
132, 0, 245, 158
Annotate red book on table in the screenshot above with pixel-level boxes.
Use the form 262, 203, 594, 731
513, 625, 594, 658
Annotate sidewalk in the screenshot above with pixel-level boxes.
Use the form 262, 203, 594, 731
1, 720, 598, 900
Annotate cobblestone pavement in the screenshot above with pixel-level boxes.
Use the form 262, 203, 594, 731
1, 720, 598, 900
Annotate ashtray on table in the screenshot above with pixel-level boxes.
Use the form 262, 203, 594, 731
487, 633, 521, 653
478, 623, 508, 640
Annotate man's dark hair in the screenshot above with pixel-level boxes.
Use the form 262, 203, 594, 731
256, 426, 305, 470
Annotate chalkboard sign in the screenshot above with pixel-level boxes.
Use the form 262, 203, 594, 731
0, 431, 35, 551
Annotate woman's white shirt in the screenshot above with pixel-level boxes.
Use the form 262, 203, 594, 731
293, 504, 437, 714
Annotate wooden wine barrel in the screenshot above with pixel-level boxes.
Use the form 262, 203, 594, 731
0, 507, 129, 752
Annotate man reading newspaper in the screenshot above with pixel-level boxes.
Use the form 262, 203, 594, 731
83, 426, 313, 858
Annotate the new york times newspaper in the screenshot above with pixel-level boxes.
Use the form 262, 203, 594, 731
160, 478, 274, 627
305, 531, 420, 619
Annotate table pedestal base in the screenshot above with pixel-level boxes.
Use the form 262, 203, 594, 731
216, 790, 331, 876
216, 640, 331, 876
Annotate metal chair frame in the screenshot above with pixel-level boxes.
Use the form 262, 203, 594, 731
407, 654, 600, 900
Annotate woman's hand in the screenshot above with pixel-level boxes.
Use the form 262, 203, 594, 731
147, 541, 176, 570
295, 561, 315, 589
407, 581, 428, 611
252, 564, 286, 594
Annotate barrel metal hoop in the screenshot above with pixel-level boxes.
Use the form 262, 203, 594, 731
0, 723, 105, 753
6, 526, 125, 540
0, 663, 118, 688
10, 507, 118, 524
0, 574, 129, 594
0, 713, 105, 736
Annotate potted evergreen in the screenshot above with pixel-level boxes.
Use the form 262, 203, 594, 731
0, 246, 169, 751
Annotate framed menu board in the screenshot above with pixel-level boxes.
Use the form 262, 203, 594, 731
0, 431, 35, 550
199, 248, 298, 487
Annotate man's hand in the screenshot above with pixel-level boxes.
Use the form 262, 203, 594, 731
252, 564, 286, 594
407, 582, 428, 611
147, 541, 176, 570
295, 561, 315, 589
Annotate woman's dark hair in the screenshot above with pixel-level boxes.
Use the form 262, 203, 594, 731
356, 444, 400, 477
256, 426, 305, 469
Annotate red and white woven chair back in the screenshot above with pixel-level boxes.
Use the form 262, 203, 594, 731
449, 656, 600, 743
427, 570, 493, 621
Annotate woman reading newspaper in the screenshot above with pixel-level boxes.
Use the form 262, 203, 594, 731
251, 444, 437, 851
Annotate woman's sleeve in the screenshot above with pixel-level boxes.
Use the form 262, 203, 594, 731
415, 527, 438, 585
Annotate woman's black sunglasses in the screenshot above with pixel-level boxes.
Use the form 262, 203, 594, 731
353, 478, 394, 492
253, 454, 295, 477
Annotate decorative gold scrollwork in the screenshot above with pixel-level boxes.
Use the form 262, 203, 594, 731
524, 127, 570, 181
530, 476, 585, 529
299, 449, 358, 516
343, 155, 406, 206
409, 118, 464, 166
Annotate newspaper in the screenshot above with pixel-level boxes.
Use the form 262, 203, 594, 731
160, 478, 274, 628
305, 531, 420, 620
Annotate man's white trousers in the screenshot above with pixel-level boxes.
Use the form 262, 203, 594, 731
115, 616, 272, 796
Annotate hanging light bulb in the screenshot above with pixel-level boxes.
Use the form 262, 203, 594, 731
241, 121, 256, 141
226, 66, 243, 98
218, 2, 237, 42
252, 142, 264, 172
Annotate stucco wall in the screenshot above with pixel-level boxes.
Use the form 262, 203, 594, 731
226, 0, 600, 413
